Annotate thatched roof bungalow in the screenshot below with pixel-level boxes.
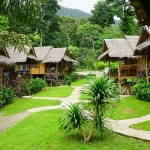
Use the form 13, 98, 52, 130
4, 46, 39, 77
42, 47, 78, 64
33, 46, 78, 77
98, 37, 139, 61
134, 26, 150, 55
134, 26, 150, 80
98, 36, 140, 79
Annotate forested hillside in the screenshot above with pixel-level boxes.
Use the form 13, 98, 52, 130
57, 6, 92, 19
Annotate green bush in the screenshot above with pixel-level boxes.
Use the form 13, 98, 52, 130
70, 72, 78, 81
63, 73, 79, 84
96, 61, 118, 70
0, 88, 15, 107
24, 78, 46, 95
132, 78, 150, 101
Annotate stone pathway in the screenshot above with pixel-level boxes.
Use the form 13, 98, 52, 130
0, 85, 150, 142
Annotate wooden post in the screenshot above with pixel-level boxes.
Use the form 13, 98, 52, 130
56, 63, 58, 76
118, 60, 121, 94
145, 51, 149, 82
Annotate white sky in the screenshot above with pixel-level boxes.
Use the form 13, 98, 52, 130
58, 0, 99, 14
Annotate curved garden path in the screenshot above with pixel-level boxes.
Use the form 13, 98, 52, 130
0, 76, 150, 141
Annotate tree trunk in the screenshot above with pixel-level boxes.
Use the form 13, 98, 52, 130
92, 37, 95, 51
84, 105, 99, 142
40, 29, 43, 46
39, 8, 43, 46
80, 128, 87, 141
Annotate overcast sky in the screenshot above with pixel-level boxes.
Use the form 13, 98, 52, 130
58, 0, 99, 14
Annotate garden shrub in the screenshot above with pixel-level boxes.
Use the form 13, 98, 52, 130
96, 61, 118, 70
0, 88, 15, 107
24, 78, 46, 95
63, 73, 79, 84
70, 72, 79, 81
132, 78, 150, 101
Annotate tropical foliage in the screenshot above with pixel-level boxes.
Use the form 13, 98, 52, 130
24, 78, 46, 95
59, 76, 119, 142
132, 78, 150, 102
0, 88, 15, 107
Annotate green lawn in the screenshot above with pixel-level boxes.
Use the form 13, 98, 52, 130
0, 109, 150, 150
79, 91, 92, 100
71, 78, 87, 86
107, 96, 150, 120
0, 98, 61, 116
33, 86, 74, 97
130, 121, 150, 131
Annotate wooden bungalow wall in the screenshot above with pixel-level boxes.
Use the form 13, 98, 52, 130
30, 63, 45, 75
137, 56, 145, 71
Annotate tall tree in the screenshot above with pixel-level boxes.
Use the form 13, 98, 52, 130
89, 0, 115, 28
57, 16, 78, 47
0, 0, 47, 50
89, 0, 141, 35
33, 0, 61, 46
76, 23, 103, 50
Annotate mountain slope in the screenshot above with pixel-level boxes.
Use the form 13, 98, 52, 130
57, 6, 92, 19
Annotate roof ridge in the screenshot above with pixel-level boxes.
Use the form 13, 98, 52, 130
42, 46, 53, 61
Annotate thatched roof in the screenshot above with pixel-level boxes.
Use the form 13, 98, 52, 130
34, 46, 52, 61
134, 40, 150, 55
63, 54, 78, 63
42, 47, 78, 63
0, 55, 13, 65
0, 47, 13, 65
6, 46, 39, 63
98, 38, 138, 61
129, 0, 150, 26
136, 26, 150, 45
124, 35, 139, 49
133, 26, 150, 55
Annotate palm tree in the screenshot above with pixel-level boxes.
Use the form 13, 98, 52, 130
59, 76, 119, 142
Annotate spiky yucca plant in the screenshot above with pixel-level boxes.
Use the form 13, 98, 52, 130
59, 76, 119, 142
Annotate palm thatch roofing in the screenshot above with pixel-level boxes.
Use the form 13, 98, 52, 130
134, 26, 150, 55
34, 46, 52, 61
129, 0, 150, 26
134, 41, 150, 55
42, 47, 78, 63
98, 37, 139, 61
0, 55, 13, 65
124, 35, 139, 49
0, 47, 13, 65
6, 46, 39, 63
137, 26, 150, 45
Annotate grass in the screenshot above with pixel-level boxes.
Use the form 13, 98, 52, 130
79, 91, 92, 100
130, 121, 150, 131
33, 86, 74, 97
71, 78, 87, 86
0, 98, 61, 116
0, 109, 150, 150
107, 96, 150, 120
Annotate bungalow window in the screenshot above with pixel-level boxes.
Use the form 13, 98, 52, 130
27, 64, 38, 68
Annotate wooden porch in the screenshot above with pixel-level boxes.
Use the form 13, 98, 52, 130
109, 64, 137, 79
